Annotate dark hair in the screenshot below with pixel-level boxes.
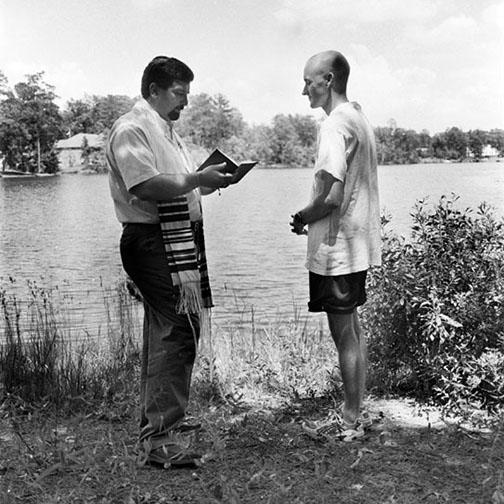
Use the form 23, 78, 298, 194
141, 56, 194, 99
330, 52, 350, 94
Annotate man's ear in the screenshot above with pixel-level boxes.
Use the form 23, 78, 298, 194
325, 72, 334, 87
148, 82, 158, 98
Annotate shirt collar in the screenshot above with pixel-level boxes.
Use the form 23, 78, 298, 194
329, 101, 360, 117
135, 98, 174, 138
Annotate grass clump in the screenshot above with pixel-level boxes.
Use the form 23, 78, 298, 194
0, 279, 140, 416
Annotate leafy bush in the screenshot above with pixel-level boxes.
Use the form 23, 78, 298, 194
363, 195, 504, 415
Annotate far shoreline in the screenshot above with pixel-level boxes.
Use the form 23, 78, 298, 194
256, 157, 504, 170
1, 157, 502, 178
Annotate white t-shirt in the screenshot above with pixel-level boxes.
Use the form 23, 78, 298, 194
306, 102, 381, 275
106, 99, 201, 224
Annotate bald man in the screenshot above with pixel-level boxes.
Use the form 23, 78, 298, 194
290, 51, 381, 441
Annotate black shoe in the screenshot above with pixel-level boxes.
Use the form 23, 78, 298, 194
144, 445, 202, 469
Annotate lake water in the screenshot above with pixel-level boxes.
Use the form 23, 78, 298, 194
1, 162, 503, 336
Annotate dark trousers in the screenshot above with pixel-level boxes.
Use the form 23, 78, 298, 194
120, 223, 199, 448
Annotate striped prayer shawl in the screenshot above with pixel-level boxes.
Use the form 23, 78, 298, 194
158, 196, 213, 314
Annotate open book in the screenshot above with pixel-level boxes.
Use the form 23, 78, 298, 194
197, 149, 258, 184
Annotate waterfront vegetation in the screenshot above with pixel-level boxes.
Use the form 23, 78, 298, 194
1, 71, 504, 176
1, 195, 503, 502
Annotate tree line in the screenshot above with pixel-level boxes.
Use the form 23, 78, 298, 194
0, 72, 503, 174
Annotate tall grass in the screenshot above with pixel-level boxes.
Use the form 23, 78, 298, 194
195, 313, 340, 408
0, 279, 140, 414
0, 275, 344, 418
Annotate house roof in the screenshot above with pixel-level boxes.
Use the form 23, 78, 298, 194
55, 133, 104, 150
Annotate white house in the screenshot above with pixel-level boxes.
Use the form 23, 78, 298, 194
54, 133, 104, 173
482, 144, 499, 158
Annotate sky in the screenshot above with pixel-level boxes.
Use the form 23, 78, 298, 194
0, 0, 503, 134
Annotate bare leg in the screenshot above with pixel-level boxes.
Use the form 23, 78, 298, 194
327, 310, 367, 425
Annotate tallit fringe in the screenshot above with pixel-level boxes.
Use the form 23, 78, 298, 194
199, 307, 211, 341
176, 281, 204, 315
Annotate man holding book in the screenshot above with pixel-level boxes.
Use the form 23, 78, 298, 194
290, 50, 381, 441
106, 56, 233, 469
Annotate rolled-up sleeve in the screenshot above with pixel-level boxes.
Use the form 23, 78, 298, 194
110, 124, 159, 191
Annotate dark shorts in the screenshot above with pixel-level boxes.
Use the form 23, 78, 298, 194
308, 270, 368, 314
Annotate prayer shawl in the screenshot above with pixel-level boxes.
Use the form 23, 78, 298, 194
158, 199, 213, 314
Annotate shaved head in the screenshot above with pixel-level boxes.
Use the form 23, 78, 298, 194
305, 51, 350, 94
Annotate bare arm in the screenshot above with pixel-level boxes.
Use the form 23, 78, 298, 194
290, 171, 344, 234
130, 163, 233, 201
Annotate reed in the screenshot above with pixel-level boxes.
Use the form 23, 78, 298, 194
0, 279, 140, 413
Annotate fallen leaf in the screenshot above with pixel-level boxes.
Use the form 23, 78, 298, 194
350, 448, 373, 469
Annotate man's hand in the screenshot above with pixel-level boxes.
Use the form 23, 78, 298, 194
290, 213, 307, 235
198, 163, 233, 189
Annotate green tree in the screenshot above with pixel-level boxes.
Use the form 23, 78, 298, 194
443, 127, 468, 160
266, 114, 318, 166
177, 92, 244, 149
269, 114, 296, 164
0, 72, 63, 173
61, 94, 135, 136
431, 132, 448, 160
213, 93, 245, 143
393, 128, 420, 163
467, 129, 487, 160
62, 98, 94, 136
417, 129, 432, 159
487, 129, 504, 155
0, 74, 26, 170
89, 94, 135, 132
243, 124, 274, 163
0, 70, 9, 96
374, 126, 394, 164
290, 114, 318, 148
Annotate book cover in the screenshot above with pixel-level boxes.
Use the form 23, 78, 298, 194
197, 149, 258, 184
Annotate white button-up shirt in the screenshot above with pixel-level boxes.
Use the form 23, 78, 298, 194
106, 98, 201, 224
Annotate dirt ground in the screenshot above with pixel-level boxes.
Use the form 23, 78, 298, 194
0, 397, 502, 503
